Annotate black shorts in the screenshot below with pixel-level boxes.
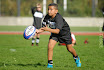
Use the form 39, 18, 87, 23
33, 23, 41, 29
49, 32, 72, 45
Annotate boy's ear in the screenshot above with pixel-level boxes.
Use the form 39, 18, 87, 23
55, 9, 58, 13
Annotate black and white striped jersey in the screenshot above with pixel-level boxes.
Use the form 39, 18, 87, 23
31, 7, 43, 29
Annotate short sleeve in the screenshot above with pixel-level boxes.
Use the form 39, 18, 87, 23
31, 7, 36, 16
55, 14, 64, 30
42, 14, 50, 27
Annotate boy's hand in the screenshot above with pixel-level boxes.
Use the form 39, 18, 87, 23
41, 25, 60, 34
41, 25, 49, 31
36, 29, 44, 34
36, 29, 39, 34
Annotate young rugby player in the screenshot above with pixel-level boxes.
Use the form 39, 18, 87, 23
37, 3, 81, 68
31, 3, 43, 46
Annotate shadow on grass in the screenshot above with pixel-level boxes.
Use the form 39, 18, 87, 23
0, 62, 46, 67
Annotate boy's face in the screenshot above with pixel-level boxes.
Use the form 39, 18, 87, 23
48, 6, 58, 17
37, 6, 41, 11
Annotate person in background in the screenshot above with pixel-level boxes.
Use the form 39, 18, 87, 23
31, 3, 43, 46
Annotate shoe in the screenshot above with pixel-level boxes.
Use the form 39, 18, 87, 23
47, 63, 53, 68
74, 57, 81, 67
32, 43, 34, 46
36, 43, 38, 46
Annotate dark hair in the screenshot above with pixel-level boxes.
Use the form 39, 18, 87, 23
48, 3, 58, 10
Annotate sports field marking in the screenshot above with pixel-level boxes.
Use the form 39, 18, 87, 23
0, 31, 103, 36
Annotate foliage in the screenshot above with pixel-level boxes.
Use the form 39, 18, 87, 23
0, 0, 104, 17
58, 0, 103, 17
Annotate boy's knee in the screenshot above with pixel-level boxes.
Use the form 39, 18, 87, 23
66, 44, 73, 52
68, 48, 72, 52
48, 44, 54, 51
48, 46, 54, 52
48, 47, 53, 51
48, 39, 57, 51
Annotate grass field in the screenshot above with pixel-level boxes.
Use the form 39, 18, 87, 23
0, 34, 104, 70
0, 26, 103, 70
0, 26, 100, 32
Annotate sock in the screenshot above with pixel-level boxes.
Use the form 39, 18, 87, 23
74, 42, 76, 45
36, 38, 40, 44
48, 60, 53, 65
73, 55, 78, 59
32, 38, 35, 44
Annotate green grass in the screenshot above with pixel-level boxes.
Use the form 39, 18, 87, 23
0, 35, 104, 70
0, 26, 27, 31
0, 26, 100, 32
70, 27, 100, 32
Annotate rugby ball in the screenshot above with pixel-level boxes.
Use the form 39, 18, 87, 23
23, 26, 36, 39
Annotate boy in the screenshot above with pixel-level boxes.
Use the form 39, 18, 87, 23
37, 3, 81, 68
31, 3, 43, 46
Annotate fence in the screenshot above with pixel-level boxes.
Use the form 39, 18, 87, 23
0, 17, 103, 27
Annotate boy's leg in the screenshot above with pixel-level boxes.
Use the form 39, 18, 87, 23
32, 34, 37, 46
66, 44, 81, 67
66, 44, 77, 56
36, 33, 40, 46
47, 39, 57, 68
72, 40, 76, 46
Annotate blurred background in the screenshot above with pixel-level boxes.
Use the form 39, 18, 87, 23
0, 0, 104, 17
0, 0, 104, 26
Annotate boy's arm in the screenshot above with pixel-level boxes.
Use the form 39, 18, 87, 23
41, 25, 60, 34
31, 7, 36, 16
36, 28, 45, 34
